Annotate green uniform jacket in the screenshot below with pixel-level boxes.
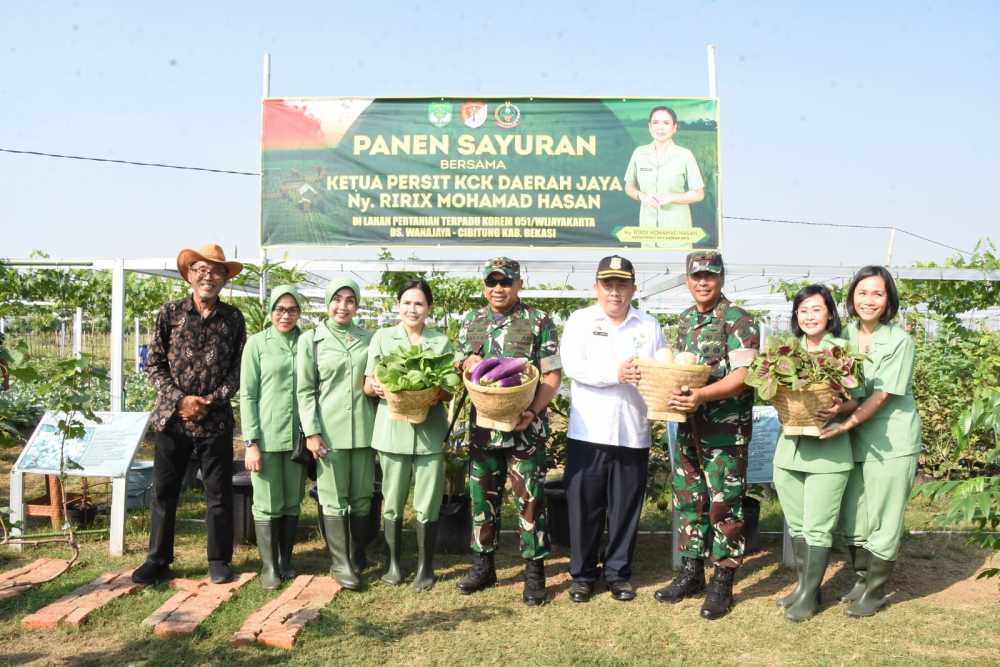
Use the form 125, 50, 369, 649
845, 321, 922, 462
239, 326, 301, 452
773, 334, 860, 473
296, 320, 375, 450
365, 324, 453, 455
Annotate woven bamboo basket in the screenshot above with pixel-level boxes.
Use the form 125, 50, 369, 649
383, 386, 441, 424
463, 363, 540, 432
634, 359, 713, 422
772, 383, 838, 436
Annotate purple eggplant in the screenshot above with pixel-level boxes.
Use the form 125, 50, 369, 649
481, 357, 529, 384
470, 357, 502, 383
495, 374, 523, 388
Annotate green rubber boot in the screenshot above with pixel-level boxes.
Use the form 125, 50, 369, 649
255, 519, 282, 591
840, 545, 868, 603
277, 515, 299, 580
349, 514, 370, 574
322, 515, 360, 590
785, 545, 830, 623
411, 521, 438, 592
847, 552, 894, 617
381, 518, 404, 586
777, 536, 807, 608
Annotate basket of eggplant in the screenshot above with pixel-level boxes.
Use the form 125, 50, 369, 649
463, 357, 540, 432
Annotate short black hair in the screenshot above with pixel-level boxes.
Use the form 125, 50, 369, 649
846, 265, 899, 324
791, 284, 842, 337
397, 278, 433, 306
648, 106, 678, 124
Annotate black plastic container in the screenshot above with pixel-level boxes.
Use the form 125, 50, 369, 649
437, 494, 471, 554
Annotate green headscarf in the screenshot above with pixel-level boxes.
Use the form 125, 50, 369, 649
324, 276, 361, 308
268, 284, 306, 313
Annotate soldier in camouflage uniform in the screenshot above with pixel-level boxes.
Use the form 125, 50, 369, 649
654, 250, 760, 620
455, 257, 562, 606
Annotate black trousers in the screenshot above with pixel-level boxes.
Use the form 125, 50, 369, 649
147, 428, 234, 565
565, 438, 649, 584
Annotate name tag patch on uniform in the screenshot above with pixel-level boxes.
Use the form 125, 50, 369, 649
592, 330, 609, 337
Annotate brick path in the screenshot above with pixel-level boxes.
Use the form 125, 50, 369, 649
0, 559, 74, 602
233, 575, 342, 649
22, 569, 141, 629
142, 572, 257, 637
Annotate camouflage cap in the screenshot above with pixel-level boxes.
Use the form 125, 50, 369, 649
686, 250, 724, 276
482, 256, 520, 280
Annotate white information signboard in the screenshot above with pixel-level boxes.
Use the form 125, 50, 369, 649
8, 411, 151, 557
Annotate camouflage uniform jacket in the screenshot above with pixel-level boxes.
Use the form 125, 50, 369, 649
675, 295, 759, 448
457, 300, 561, 449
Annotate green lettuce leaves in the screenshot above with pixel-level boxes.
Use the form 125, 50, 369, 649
374, 345, 461, 393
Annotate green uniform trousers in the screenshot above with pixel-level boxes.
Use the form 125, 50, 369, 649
773, 467, 850, 547
378, 451, 445, 523
315, 448, 374, 517
673, 443, 746, 567
250, 451, 307, 521
837, 454, 918, 561
469, 441, 550, 560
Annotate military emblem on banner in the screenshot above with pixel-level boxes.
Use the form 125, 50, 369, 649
494, 101, 521, 129
428, 102, 452, 128
460, 101, 489, 129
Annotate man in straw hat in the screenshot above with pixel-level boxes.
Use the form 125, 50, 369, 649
653, 250, 759, 619
132, 244, 247, 585
559, 255, 666, 603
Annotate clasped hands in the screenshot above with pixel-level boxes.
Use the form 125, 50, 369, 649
177, 395, 211, 421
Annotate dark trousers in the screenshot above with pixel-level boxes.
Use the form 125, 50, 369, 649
565, 438, 649, 584
147, 428, 234, 565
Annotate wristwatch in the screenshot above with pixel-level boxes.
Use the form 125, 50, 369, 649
244, 440, 258, 448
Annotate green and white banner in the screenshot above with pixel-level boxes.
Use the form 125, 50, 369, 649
261, 97, 719, 249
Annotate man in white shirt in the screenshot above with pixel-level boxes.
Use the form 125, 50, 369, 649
560, 255, 666, 602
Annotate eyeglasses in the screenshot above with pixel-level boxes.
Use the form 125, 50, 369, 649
484, 277, 514, 288
273, 306, 300, 317
190, 265, 227, 279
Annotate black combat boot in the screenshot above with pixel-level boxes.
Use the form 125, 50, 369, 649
254, 519, 282, 591
411, 521, 438, 592
522, 559, 547, 606
277, 515, 299, 580
846, 552, 894, 617
349, 513, 370, 574
785, 546, 830, 623
777, 536, 807, 608
322, 514, 360, 590
700, 566, 736, 620
839, 545, 868, 602
381, 518, 403, 586
654, 557, 706, 603
456, 551, 497, 595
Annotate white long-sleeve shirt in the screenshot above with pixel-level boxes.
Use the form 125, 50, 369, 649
561, 303, 666, 448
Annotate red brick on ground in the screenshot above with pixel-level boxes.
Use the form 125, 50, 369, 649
233, 575, 341, 649
21, 569, 141, 630
0, 558, 74, 602
143, 572, 257, 637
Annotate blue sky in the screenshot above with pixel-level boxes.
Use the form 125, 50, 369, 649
1, 1, 997, 268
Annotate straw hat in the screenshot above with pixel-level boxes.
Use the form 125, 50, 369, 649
176, 243, 243, 280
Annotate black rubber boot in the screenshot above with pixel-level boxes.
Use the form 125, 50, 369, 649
411, 521, 438, 592
456, 551, 497, 595
700, 566, 736, 620
847, 552, 894, 617
322, 515, 360, 590
522, 559, 547, 606
654, 557, 706, 603
785, 546, 830, 623
255, 519, 282, 591
349, 513, 370, 574
840, 545, 868, 602
277, 515, 298, 580
777, 537, 807, 608
381, 518, 403, 586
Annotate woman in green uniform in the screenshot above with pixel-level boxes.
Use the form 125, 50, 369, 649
624, 106, 705, 249
296, 276, 376, 591
240, 286, 307, 590
363, 279, 451, 591
772, 284, 861, 622
821, 266, 921, 617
